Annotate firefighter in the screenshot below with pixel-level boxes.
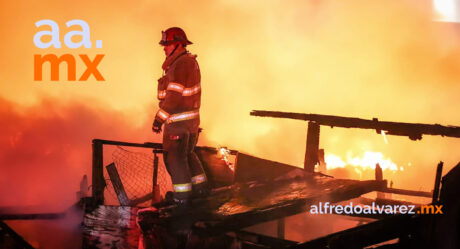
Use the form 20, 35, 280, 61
152, 27, 208, 206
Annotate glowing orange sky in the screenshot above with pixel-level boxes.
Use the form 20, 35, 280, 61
1, 0, 460, 208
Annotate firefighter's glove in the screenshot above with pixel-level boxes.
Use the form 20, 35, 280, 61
152, 119, 162, 134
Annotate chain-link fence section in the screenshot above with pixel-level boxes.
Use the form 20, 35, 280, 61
104, 146, 172, 207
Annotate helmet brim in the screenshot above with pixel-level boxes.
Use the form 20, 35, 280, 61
159, 40, 193, 46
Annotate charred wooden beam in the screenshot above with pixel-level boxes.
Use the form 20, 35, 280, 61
152, 151, 161, 204
134, 177, 391, 249
288, 213, 421, 249
432, 161, 443, 203
93, 139, 238, 154
138, 177, 386, 238
329, 196, 423, 220
304, 122, 320, 172
357, 197, 421, 207
250, 110, 460, 140
231, 230, 298, 248
333, 212, 389, 220
0, 213, 65, 220
0, 220, 35, 249
106, 163, 130, 206
379, 188, 432, 198
431, 162, 460, 249
234, 153, 300, 183
201, 180, 387, 233
130, 193, 154, 207
94, 139, 163, 149
92, 139, 105, 205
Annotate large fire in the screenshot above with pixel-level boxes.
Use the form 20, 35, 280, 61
325, 151, 404, 179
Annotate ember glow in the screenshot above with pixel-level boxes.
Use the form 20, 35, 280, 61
325, 151, 402, 172
380, 130, 389, 144
218, 147, 234, 171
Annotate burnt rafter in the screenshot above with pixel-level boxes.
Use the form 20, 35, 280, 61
250, 110, 460, 140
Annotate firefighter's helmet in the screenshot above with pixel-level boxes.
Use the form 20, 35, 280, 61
159, 27, 193, 46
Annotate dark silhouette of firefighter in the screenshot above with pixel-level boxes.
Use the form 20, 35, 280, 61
153, 27, 207, 206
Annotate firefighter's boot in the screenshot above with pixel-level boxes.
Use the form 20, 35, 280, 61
192, 182, 210, 199
165, 191, 190, 207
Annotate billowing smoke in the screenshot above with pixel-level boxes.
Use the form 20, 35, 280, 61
0, 96, 157, 248
0, 96, 155, 208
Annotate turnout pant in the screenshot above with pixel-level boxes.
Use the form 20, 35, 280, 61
163, 127, 206, 200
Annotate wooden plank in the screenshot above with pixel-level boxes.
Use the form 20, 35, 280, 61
152, 152, 161, 204
304, 122, 320, 172
94, 139, 237, 154
232, 230, 297, 248
432, 161, 443, 203
330, 197, 422, 220
0, 213, 65, 220
140, 175, 386, 235
379, 188, 432, 198
0, 220, 36, 249
106, 163, 130, 206
357, 197, 421, 207
92, 140, 105, 205
288, 213, 421, 249
331, 211, 390, 220
234, 153, 300, 183
130, 193, 154, 207
250, 110, 460, 140
95, 139, 163, 149
432, 162, 460, 249
206, 179, 386, 232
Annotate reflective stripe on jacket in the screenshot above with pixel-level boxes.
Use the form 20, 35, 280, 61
156, 49, 201, 128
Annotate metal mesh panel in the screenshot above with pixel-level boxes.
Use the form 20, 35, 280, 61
104, 146, 172, 206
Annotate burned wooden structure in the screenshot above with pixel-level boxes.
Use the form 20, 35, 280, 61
2, 111, 459, 249
81, 135, 460, 249
250, 110, 460, 172
291, 162, 460, 249
82, 108, 460, 249
250, 110, 460, 139
84, 142, 389, 249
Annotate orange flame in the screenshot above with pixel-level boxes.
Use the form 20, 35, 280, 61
325, 151, 404, 172
218, 147, 234, 171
